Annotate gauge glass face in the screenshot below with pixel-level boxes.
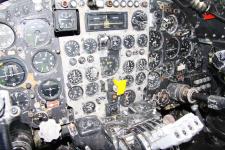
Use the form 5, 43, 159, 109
68, 86, 83, 100
83, 102, 96, 114
67, 69, 82, 85
0, 23, 15, 50
165, 37, 180, 60
100, 57, 119, 77
149, 52, 161, 70
136, 59, 147, 71
123, 75, 134, 87
39, 80, 61, 100
65, 40, 80, 57
137, 34, 148, 47
161, 15, 178, 34
24, 19, 50, 47
123, 60, 135, 73
10, 91, 29, 110
131, 10, 148, 31
83, 38, 97, 54
58, 10, 76, 29
120, 90, 136, 107
123, 35, 135, 49
32, 51, 56, 73
149, 31, 163, 50
135, 72, 146, 85
148, 71, 161, 90
86, 82, 99, 96
180, 39, 192, 57
161, 62, 175, 78
33, 112, 48, 125
85, 67, 99, 82
0, 60, 26, 87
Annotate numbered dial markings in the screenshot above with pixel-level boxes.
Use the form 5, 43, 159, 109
68, 86, 83, 100
86, 82, 99, 96
123, 60, 135, 73
137, 34, 148, 47
67, 69, 82, 85
65, 40, 80, 57
85, 67, 99, 82
123, 35, 135, 49
32, 51, 56, 73
0, 23, 15, 50
83, 38, 97, 54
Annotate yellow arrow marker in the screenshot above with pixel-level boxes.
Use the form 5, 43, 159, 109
113, 79, 127, 96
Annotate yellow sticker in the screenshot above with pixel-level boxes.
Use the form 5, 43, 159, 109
113, 79, 127, 96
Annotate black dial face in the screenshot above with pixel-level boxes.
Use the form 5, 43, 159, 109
38, 79, 61, 100
0, 23, 15, 50
58, 10, 76, 29
10, 91, 29, 110
123, 75, 134, 87
131, 10, 148, 31
110, 36, 122, 50
179, 57, 195, 72
83, 38, 97, 54
86, 82, 99, 96
135, 72, 146, 85
161, 62, 175, 78
24, 19, 50, 48
149, 31, 163, 50
137, 34, 148, 47
0, 60, 26, 87
64, 40, 80, 57
120, 90, 136, 107
67, 69, 82, 85
85, 67, 99, 82
136, 59, 147, 71
123, 35, 135, 49
123, 60, 135, 73
180, 39, 192, 57
149, 52, 161, 70
32, 51, 56, 73
161, 15, 178, 34
100, 57, 119, 77
33, 112, 48, 125
165, 37, 180, 60
68, 86, 83, 100
148, 71, 161, 90
83, 102, 96, 114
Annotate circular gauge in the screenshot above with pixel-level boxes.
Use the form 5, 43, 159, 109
83, 102, 96, 114
136, 59, 147, 71
161, 15, 178, 34
24, 19, 50, 47
123, 75, 134, 87
137, 34, 148, 47
83, 38, 97, 54
148, 72, 161, 90
68, 86, 83, 100
100, 57, 119, 77
180, 39, 192, 57
58, 10, 77, 30
0, 60, 26, 87
135, 72, 146, 85
67, 69, 82, 85
110, 36, 122, 50
149, 52, 161, 70
32, 50, 56, 73
85, 67, 99, 82
161, 62, 175, 78
123, 60, 135, 73
86, 82, 99, 96
120, 90, 136, 107
33, 112, 48, 126
131, 10, 148, 31
64, 40, 80, 57
123, 35, 135, 49
215, 1, 225, 16
38, 79, 61, 100
149, 31, 163, 50
0, 23, 15, 50
164, 37, 180, 60
10, 91, 30, 110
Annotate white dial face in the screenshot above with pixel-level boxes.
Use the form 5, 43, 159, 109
0, 23, 15, 50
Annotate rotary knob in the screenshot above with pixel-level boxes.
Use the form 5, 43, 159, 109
38, 119, 61, 142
